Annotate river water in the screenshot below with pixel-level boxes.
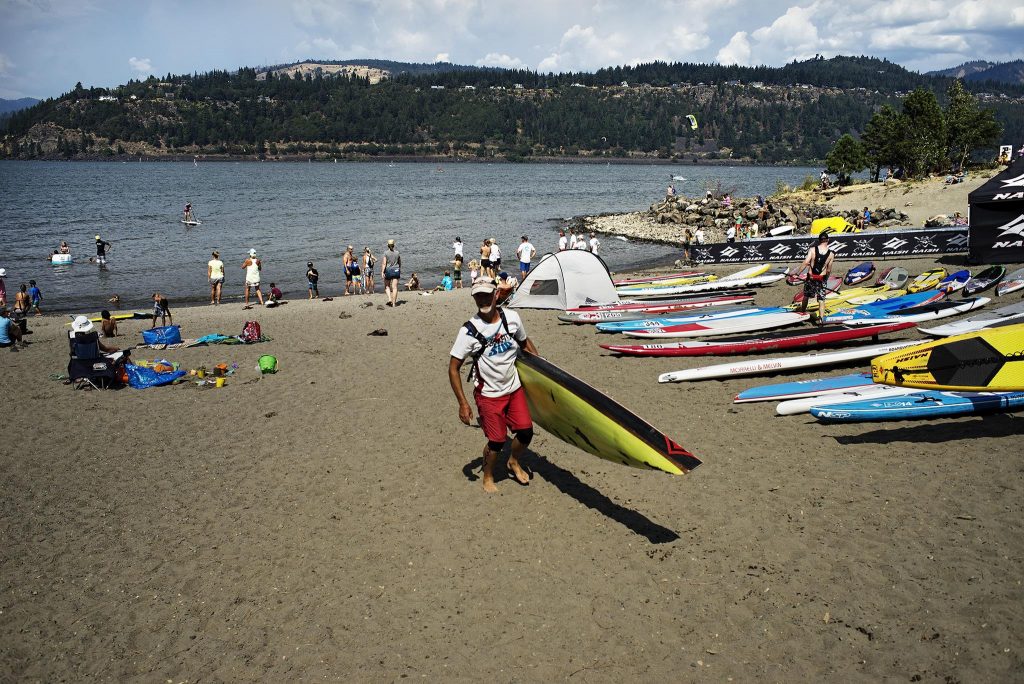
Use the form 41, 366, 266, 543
0, 160, 817, 311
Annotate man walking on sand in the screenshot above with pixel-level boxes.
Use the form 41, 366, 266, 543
381, 239, 401, 307
242, 248, 264, 306
796, 231, 835, 323
448, 276, 539, 493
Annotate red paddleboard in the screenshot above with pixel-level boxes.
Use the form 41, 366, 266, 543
600, 321, 916, 357
786, 264, 809, 285
792, 275, 842, 304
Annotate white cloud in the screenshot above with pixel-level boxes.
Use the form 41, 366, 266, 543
717, 31, 752, 66
435, 53, 451, 63
128, 57, 152, 73
476, 53, 526, 69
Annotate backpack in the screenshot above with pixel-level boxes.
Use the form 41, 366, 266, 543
462, 309, 511, 384
240, 320, 262, 343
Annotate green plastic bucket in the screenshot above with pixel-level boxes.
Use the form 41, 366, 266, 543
258, 355, 278, 374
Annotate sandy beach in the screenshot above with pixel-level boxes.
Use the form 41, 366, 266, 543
2, 247, 1023, 681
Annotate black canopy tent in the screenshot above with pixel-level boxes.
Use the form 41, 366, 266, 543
968, 158, 1024, 264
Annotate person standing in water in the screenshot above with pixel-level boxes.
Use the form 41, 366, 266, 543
94, 235, 111, 265
207, 250, 224, 305
241, 248, 264, 306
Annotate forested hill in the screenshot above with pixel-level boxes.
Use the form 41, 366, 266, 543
2, 55, 1022, 164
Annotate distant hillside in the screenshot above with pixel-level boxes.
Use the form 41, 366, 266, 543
0, 97, 40, 115
1, 55, 1021, 164
929, 60, 1024, 86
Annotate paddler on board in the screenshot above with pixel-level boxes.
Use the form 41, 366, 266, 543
795, 230, 835, 323
448, 276, 539, 493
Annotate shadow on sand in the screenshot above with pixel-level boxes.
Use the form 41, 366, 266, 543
463, 453, 679, 545
831, 413, 1022, 445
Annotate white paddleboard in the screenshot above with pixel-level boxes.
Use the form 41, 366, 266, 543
621, 273, 786, 297
775, 385, 919, 415
996, 268, 1024, 296
919, 301, 1024, 336
181, 220, 202, 226
658, 340, 920, 383
769, 224, 794, 236
625, 311, 808, 339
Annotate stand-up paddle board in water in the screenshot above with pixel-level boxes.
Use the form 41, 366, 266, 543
181, 220, 202, 226
871, 323, 1024, 392
811, 390, 1024, 423
515, 351, 701, 475
659, 340, 920, 383
51, 253, 73, 265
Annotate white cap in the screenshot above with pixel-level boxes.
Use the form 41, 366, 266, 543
0, 268, 6, 277
71, 315, 95, 333
471, 276, 496, 295
249, 248, 257, 256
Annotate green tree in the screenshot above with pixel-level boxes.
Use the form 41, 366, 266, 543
860, 105, 903, 180
825, 133, 867, 185
944, 80, 1002, 170
901, 88, 946, 177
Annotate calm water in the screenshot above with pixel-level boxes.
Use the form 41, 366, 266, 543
0, 160, 818, 311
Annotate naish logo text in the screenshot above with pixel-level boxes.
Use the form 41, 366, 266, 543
1000, 172, 1024, 189
947, 233, 969, 248
994, 192, 1024, 201
769, 244, 791, 257
882, 237, 909, 251
993, 214, 1024, 249
720, 247, 739, 258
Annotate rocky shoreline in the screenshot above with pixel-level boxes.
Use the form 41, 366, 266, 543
579, 192, 913, 246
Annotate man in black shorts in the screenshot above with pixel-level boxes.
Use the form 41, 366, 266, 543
796, 231, 835, 323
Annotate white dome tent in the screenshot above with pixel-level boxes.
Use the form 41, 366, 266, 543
506, 250, 619, 310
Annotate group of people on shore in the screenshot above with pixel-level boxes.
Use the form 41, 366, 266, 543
206, 240, 405, 308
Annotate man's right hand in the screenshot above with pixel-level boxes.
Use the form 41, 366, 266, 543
458, 402, 473, 426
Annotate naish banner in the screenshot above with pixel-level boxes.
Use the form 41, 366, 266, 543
691, 227, 969, 264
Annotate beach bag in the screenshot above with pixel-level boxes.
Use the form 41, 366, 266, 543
142, 325, 182, 345
240, 320, 261, 343
258, 354, 278, 374
125, 363, 187, 389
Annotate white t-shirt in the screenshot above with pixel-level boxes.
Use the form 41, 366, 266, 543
208, 259, 224, 280
574, 237, 588, 250
589, 237, 600, 254
558, 235, 568, 251
450, 309, 528, 398
694, 228, 705, 244
516, 242, 535, 264
453, 241, 463, 258
726, 226, 736, 240
490, 243, 501, 261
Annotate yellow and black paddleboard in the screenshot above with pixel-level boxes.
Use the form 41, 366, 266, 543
907, 268, 947, 293
872, 323, 1024, 391
67, 312, 151, 324
515, 351, 701, 475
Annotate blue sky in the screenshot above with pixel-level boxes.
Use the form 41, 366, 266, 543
1, 0, 1023, 99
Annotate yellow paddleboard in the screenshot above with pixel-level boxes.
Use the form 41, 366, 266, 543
907, 268, 947, 293
617, 274, 717, 289
515, 351, 701, 475
817, 289, 906, 316
872, 323, 1024, 391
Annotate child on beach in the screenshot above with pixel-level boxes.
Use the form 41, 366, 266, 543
468, 259, 480, 282
28, 280, 42, 315
268, 283, 283, 303
433, 271, 454, 292
404, 273, 420, 291
100, 310, 118, 338
151, 293, 172, 328
306, 262, 319, 299
452, 255, 463, 288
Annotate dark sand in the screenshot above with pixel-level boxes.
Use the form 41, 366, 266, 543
2, 255, 1022, 681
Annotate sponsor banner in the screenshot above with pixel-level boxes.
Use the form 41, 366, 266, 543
692, 227, 969, 264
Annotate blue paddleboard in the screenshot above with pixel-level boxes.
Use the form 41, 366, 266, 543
734, 372, 874, 403
843, 261, 875, 286
811, 390, 1024, 422
938, 269, 971, 293
823, 291, 942, 323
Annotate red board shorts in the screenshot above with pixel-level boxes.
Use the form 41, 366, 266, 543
475, 386, 532, 443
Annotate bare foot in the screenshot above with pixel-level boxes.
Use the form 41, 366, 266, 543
482, 476, 498, 493
507, 459, 529, 485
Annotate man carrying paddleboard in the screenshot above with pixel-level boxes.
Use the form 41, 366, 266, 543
448, 276, 539, 493
796, 231, 835, 323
